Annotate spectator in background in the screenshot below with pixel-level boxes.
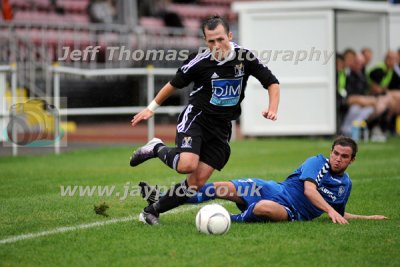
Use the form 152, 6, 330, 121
336, 53, 347, 131
138, 0, 183, 28
163, 11, 184, 28
336, 53, 347, 98
369, 50, 400, 95
138, 0, 166, 17
346, 53, 368, 96
396, 48, 400, 86
88, 0, 116, 24
340, 53, 374, 137
340, 52, 391, 141
369, 50, 400, 135
343, 48, 356, 75
397, 48, 400, 70
398, 49, 400, 66
361, 47, 373, 74
49, 0, 65, 15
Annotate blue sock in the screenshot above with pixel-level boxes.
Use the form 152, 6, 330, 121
230, 202, 267, 223
186, 183, 216, 204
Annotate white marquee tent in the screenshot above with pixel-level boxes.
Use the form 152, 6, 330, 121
232, 0, 400, 136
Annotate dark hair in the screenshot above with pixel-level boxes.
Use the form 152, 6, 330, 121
343, 48, 356, 57
332, 136, 358, 159
201, 15, 230, 37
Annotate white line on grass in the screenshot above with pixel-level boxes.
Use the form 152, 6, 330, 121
0, 204, 208, 246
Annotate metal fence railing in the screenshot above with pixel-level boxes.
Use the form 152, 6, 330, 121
0, 64, 18, 156
49, 65, 183, 155
2, 64, 237, 156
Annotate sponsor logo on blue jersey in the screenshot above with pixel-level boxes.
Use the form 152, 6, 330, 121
318, 186, 337, 202
210, 78, 242, 107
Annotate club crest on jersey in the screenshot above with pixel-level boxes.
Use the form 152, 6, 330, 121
234, 63, 244, 77
338, 186, 345, 197
210, 78, 243, 107
181, 136, 192, 148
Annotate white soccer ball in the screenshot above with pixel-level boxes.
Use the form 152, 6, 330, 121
195, 204, 231, 235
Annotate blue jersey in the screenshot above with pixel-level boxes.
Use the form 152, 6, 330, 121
280, 154, 352, 220
194, 154, 352, 222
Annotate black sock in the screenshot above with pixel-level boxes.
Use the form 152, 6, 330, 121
156, 145, 180, 170
144, 202, 159, 216
145, 180, 193, 214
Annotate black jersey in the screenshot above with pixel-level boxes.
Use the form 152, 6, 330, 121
170, 42, 279, 121
369, 66, 400, 90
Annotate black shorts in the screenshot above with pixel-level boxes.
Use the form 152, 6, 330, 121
175, 104, 231, 171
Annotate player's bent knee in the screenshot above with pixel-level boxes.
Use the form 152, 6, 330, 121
176, 153, 199, 173
253, 200, 288, 221
176, 161, 198, 174
253, 200, 275, 216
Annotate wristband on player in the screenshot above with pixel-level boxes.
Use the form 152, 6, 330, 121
147, 100, 160, 112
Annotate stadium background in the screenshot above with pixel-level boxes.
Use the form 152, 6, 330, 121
1, 0, 240, 155
1, 0, 399, 155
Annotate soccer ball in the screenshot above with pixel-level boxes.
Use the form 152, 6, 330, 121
195, 204, 231, 235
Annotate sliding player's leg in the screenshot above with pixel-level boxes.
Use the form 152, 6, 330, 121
186, 181, 244, 204
252, 200, 289, 222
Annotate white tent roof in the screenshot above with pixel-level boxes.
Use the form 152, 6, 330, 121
232, 0, 400, 14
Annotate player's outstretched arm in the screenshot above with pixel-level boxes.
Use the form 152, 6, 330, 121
344, 212, 388, 220
262, 83, 280, 121
131, 82, 177, 127
303, 181, 349, 224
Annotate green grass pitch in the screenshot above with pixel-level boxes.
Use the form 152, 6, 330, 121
0, 138, 399, 266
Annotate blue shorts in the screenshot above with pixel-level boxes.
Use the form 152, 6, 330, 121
231, 178, 304, 221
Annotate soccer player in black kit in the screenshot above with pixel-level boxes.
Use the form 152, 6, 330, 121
130, 16, 280, 225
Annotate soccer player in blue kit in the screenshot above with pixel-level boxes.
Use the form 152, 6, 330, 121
142, 136, 387, 224
130, 16, 280, 225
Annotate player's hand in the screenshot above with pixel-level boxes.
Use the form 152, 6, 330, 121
366, 215, 388, 220
262, 109, 277, 121
131, 108, 154, 127
328, 209, 348, 224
